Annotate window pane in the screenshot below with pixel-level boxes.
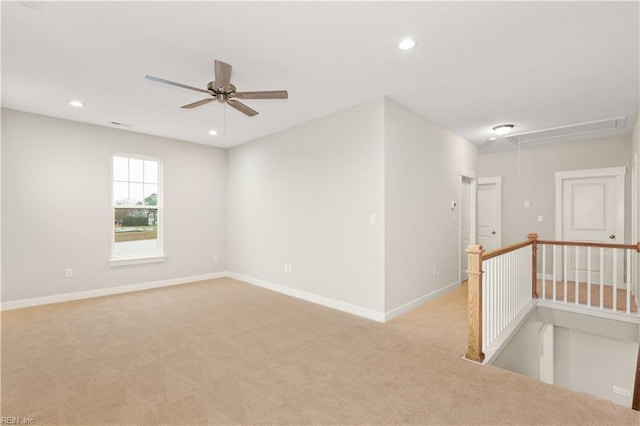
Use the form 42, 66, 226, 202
113, 182, 129, 205
144, 160, 158, 184
130, 159, 144, 182
112, 155, 162, 260
114, 208, 158, 257
113, 157, 129, 181
143, 184, 158, 206
129, 183, 143, 205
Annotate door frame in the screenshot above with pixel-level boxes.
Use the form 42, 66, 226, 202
632, 154, 638, 296
459, 168, 477, 284
554, 166, 626, 242
478, 176, 503, 249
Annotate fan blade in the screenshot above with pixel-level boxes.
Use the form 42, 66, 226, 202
233, 90, 288, 100
214, 60, 232, 91
146, 75, 211, 95
228, 99, 258, 117
180, 98, 216, 109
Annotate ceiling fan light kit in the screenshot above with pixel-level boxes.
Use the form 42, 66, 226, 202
146, 60, 288, 118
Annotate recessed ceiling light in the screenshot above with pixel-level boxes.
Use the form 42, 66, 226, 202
68, 100, 85, 108
398, 38, 416, 50
209, 129, 218, 136
488, 137, 497, 142
492, 124, 515, 136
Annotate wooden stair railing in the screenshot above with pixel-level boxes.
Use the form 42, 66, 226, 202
465, 244, 485, 363
465, 234, 539, 363
466, 234, 640, 364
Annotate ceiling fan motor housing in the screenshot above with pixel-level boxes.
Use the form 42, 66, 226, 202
207, 81, 236, 103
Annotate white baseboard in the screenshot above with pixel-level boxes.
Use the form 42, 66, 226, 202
536, 299, 639, 324
537, 273, 555, 281
227, 272, 386, 323
384, 280, 461, 322
1, 272, 228, 311
3, 271, 460, 324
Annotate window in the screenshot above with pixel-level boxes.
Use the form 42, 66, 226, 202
110, 154, 164, 265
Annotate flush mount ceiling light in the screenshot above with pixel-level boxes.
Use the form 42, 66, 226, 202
209, 129, 218, 136
68, 100, 85, 108
398, 38, 416, 50
488, 137, 497, 142
492, 124, 515, 136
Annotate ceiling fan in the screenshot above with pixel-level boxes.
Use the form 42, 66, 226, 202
145, 60, 288, 117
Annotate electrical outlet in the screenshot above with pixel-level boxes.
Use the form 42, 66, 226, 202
65, 268, 74, 278
537, 215, 544, 222
524, 201, 530, 208
369, 213, 376, 224
213, 254, 219, 262
612, 385, 631, 397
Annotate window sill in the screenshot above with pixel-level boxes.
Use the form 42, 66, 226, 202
109, 255, 166, 267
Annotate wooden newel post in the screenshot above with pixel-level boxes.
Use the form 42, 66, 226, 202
528, 233, 539, 299
465, 244, 485, 363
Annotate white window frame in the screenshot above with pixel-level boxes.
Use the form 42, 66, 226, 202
109, 153, 165, 267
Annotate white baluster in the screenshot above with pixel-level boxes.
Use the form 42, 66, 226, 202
626, 249, 631, 315
575, 246, 579, 305
482, 259, 487, 351
600, 247, 604, 310
613, 249, 617, 312
492, 258, 497, 343
563, 245, 568, 304
553, 246, 557, 302
508, 251, 512, 326
500, 255, 505, 337
542, 245, 546, 300
587, 247, 592, 308
493, 258, 497, 343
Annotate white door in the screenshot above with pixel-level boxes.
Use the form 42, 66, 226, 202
478, 178, 502, 252
460, 177, 471, 281
557, 168, 625, 284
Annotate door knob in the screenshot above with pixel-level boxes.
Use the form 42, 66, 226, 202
492, 231, 496, 235
609, 234, 615, 239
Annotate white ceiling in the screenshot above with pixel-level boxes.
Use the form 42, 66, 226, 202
2, 1, 638, 149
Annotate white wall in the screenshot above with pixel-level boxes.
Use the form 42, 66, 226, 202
1, 108, 227, 303
632, 111, 640, 308
3, 98, 478, 320
227, 99, 386, 314
634, 112, 640, 236
492, 319, 543, 379
478, 135, 633, 245
492, 309, 638, 408
384, 98, 477, 312
554, 327, 638, 408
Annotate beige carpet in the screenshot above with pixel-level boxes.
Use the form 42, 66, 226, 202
2, 278, 639, 425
